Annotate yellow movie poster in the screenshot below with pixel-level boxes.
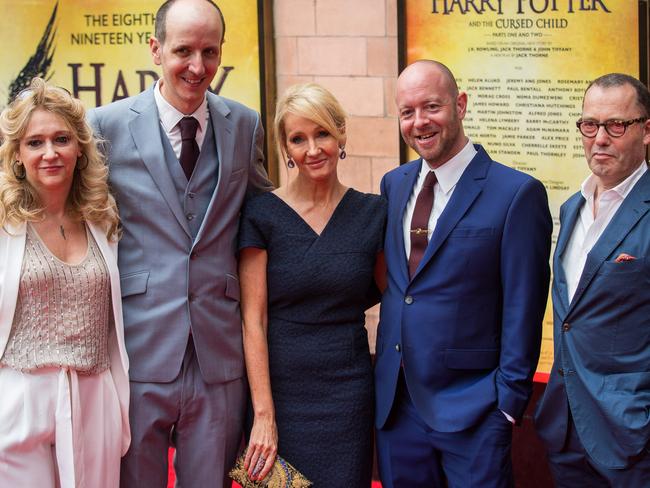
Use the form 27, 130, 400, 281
0, 0, 263, 111
404, 0, 639, 376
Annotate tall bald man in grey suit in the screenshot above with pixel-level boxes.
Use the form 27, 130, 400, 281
88, 0, 273, 486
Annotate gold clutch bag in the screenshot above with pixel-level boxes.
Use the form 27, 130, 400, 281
229, 449, 312, 488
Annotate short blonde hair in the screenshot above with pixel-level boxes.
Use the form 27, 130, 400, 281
274, 83, 347, 160
0, 78, 119, 240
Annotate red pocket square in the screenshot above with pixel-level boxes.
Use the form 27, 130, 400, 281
614, 253, 636, 263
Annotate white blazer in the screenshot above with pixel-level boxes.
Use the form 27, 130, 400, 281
0, 221, 131, 455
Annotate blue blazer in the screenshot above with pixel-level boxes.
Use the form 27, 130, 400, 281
535, 168, 650, 469
375, 145, 552, 432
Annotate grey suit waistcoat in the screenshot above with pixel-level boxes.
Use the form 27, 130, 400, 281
161, 118, 219, 238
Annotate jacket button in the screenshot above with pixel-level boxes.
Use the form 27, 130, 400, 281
190, 252, 198, 260
188, 293, 196, 303
562, 323, 571, 332
395, 344, 401, 352
404, 296, 413, 304
558, 368, 564, 376
186, 213, 195, 221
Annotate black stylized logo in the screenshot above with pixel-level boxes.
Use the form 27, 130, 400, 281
7, 2, 58, 104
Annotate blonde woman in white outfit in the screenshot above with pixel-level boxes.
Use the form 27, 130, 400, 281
0, 78, 130, 488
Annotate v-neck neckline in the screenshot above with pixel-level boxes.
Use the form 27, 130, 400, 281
269, 188, 353, 237
27, 222, 91, 267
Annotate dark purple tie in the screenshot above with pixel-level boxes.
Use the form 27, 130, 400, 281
408, 171, 437, 278
179, 117, 199, 180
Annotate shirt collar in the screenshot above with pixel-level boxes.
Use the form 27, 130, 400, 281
153, 80, 209, 135
580, 160, 647, 203
420, 139, 477, 194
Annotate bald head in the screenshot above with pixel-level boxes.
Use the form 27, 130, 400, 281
397, 60, 459, 100
155, 0, 225, 45
396, 60, 467, 168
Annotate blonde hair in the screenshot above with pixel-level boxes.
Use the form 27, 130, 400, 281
274, 83, 347, 161
0, 78, 119, 240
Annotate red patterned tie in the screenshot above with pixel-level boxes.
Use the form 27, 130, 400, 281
179, 117, 199, 180
408, 171, 437, 278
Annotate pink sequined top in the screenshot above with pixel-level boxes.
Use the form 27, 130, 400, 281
0, 224, 112, 374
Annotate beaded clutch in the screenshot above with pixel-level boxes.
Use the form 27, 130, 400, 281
229, 449, 312, 488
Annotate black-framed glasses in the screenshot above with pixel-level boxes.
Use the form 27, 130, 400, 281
576, 117, 648, 138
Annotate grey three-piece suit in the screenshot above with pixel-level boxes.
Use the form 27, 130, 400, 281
89, 86, 272, 486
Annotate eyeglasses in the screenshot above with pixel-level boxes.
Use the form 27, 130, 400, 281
576, 117, 648, 138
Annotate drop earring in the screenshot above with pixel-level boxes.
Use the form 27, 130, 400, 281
12, 160, 26, 180
339, 147, 347, 160
287, 158, 295, 168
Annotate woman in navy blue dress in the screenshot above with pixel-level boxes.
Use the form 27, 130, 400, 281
238, 83, 386, 487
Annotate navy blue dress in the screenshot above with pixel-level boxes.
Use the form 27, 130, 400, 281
239, 189, 386, 488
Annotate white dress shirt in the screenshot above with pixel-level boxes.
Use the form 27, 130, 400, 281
562, 161, 647, 303
153, 81, 209, 159
402, 140, 477, 257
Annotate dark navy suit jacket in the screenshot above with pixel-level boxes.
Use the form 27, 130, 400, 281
535, 167, 650, 469
375, 145, 552, 432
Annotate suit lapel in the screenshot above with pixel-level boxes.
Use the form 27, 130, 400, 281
195, 94, 234, 242
555, 194, 583, 260
411, 148, 486, 279
87, 223, 129, 372
393, 162, 420, 284
553, 193, 583, 315
568, 170, 650, 313
88, 223, 119, 297
0, 223, 26, 351
128, 91, 191, 237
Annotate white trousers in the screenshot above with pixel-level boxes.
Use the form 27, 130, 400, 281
0, 367, 122, 488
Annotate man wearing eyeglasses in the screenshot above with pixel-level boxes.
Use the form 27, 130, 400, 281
535, 73, 650, 487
